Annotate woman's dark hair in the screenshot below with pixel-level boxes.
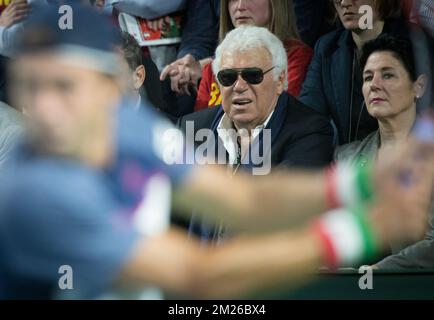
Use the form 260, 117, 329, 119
360, 34, 417, 81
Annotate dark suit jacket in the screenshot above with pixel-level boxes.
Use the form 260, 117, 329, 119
178, 92, 334, 171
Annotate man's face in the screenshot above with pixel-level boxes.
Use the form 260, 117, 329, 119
218, 47, 284, 130
334, 0, 380, 31
9, 53, 120, 156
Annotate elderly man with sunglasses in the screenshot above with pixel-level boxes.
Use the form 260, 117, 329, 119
179, 26, 334, 175
178, 26, 334, 242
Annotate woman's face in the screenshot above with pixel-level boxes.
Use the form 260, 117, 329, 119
334, 0, 381, 31
228, 0, 271, 28
362, 51, 421, 120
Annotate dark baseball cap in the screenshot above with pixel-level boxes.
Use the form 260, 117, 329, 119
14, 2, 122, 75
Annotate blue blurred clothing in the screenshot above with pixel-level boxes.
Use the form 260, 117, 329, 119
0, 102, 190, 299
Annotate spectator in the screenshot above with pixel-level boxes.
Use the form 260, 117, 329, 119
119, 31, 166, 112
158, 0, 220, 121
335, 35, 434, 268
195, 0, 313, 111
179, 26, 333, 242
167, 0, 334, 93
105, 0, 186, 20
299, 0, 407, 145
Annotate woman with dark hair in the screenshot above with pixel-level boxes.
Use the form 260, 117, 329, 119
335, 34, 434, 268
299, 0, 409, 145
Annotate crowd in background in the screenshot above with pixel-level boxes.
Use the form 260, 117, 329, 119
0, 0, 433, 299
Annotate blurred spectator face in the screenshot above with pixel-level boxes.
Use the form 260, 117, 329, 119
228, 0, 271, 28
218, 46, 284, 129
333, 0, 380, 31
9, 53, 120, 156
118, 33, 146, 102
94, 0, 106, 9
362, 51, 425, 120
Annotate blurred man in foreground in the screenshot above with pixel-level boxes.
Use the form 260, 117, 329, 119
0, 4, 432, 299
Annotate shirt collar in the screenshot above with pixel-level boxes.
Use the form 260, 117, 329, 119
216, 109, 275, 165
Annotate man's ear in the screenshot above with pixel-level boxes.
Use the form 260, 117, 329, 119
134, 65, 146, 90
276, 70, 285, 95
414, 74, 428, 99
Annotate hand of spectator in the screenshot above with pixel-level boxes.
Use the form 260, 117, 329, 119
0, 0, 30, 28
371, 139, 434, 247
160, 54, 202, 96
147, 16, 171, 31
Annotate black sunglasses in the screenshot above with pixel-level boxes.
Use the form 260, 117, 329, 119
217, 67, 275, 87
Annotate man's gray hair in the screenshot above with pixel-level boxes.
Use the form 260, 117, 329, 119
212, 26, 288, 90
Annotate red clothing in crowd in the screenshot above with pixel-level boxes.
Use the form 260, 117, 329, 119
194, 39, 313, 111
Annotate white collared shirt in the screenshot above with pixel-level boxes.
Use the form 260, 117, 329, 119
216, 110, 274, 167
